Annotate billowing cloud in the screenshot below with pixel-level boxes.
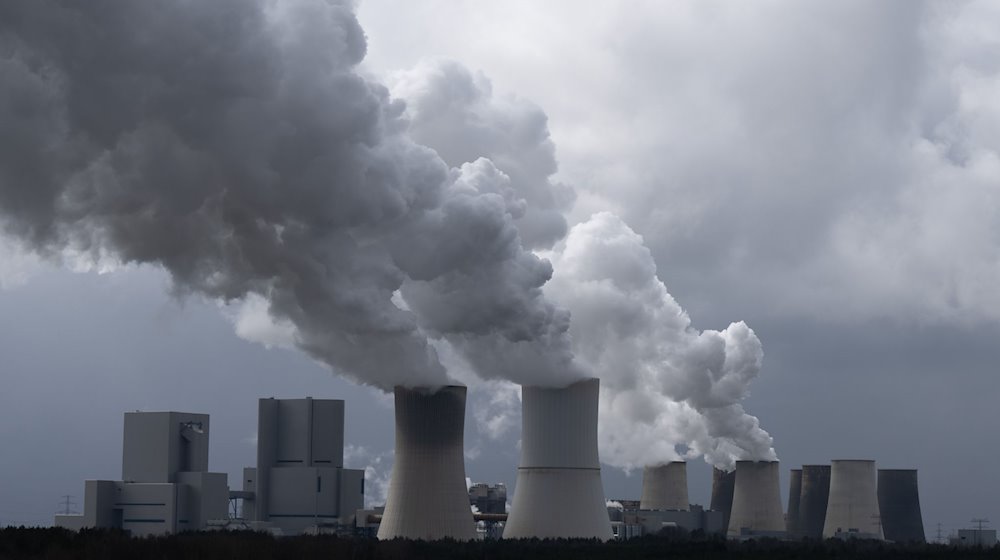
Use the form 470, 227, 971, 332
0, 0, 583, 390
545, 213, 776, 470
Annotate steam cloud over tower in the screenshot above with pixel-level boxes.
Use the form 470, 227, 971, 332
798, 464, 831, 539
877, 469, 925, 543
503, 378, 613, 540
377, 386, 476, 540
726, 460, 785, 538
640, 462, 689, 511
823, 460, 883, 540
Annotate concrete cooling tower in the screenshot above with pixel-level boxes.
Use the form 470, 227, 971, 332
640, 462, 689, 511
798, 464, 831, 539
710, 468, 736, 532
823, 460, 883, 540
377, 386, 476, 541
786, 468, 802, 538
726, 460, 785, 538
877, 469, 925, 543
503, 378, 613, 540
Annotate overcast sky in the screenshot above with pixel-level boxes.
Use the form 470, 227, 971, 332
1, 0, 999, 539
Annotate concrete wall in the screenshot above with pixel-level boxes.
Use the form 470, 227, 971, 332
877, 469, 925, 543
504, 378, 613, 541
798, 464, 831, 539
710, 468, 735, 533
786, 469, 802, 538
823, 460, 882, 540
378, 386, 475, 541
122, 412, 209, 483
727, 460, 785, 538
640, 462, 689, 511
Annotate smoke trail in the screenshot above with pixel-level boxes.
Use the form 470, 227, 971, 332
545, 212, 776, 470
0, 0, 582, 389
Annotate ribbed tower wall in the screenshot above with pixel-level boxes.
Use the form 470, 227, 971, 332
377, 386, 476, 541
503, 378, 612, 540
786, 468, 802, 538
727, 460, 785, 538
711, 468, 736, 533
878, 469, 925, 543
823, 460, 883, 540
798, 464, 831, 539
640, 462, 689, 511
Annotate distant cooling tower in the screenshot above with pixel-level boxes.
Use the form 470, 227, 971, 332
798, 464, 831, 539
710, 468, 736, 532
640, 462, 689, 511
377, 386, 476, 541
823, 460, 883, 540
503, 378, 613, 540
727, 460, 785, 538
786, 468, 802, 538
878, 469, 925, 543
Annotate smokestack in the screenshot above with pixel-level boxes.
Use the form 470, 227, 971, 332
727, 460, 785, 538
710, 467, 736, 532
786, 468, 802, 538
377, 386, 476, 540
640, 462, 689, 511
798, 464, 831, 539
877, 469, 925, 543
823, 460, 883, 540
503, 378, 613, 540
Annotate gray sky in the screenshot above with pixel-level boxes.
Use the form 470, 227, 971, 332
1, 0, 999, 540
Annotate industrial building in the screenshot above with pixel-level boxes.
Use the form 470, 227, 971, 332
877, 469, 925, 543
797, 464, 831, 539
823, 460, 883, 540
54, 411, 229, 536
240, 397, 364, 536
710, 468, 736, 533
377, 386, 476, 540
504, 378, 613, 540
726, 460, 785, 539
786, 468, 802, 538
640, 462, 689, 512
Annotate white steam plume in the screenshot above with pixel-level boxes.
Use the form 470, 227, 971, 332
0, 1, 583, 389
545, 212, 776, 471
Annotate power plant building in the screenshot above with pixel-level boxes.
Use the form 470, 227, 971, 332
726, 460, 785, 539
823, 460, 883, 540
640, 462, 689, 511
242, 397, 365, 536
798, 464, 831, 539
504, 378, 613, 540
710, 467, 736, 533
377, 386, 476, 540
786, 468, 802, 538
54, 412, 229, 536
877, 469, 925, 543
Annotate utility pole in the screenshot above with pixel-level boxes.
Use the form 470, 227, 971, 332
971, 518, 989, 547
58, 495, 77, 515
936, 522, 943, 544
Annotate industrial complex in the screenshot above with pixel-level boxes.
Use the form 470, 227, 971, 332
54, 386, 929, 543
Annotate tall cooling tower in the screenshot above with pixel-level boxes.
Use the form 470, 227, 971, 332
877, 469, 925, 543
640, 462, 689, 511
710, 468, 736, 532
377, 385, 476, 541
798, 464, 831, 539
503, 378, 613, 540
727, 460, 785, 538
786, 468, 802, 538
823, 460, 883, 540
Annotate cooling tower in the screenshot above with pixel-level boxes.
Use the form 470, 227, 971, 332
710, 467, 736, 532
823, 460, 883, 540
377, 385, 476, 541
798, 464, 831, 539
877, 469, 925, 543
726, 460, 785, 538
640, 462, 689, 511
786, 468, 802, 538
503, 378, 613, 540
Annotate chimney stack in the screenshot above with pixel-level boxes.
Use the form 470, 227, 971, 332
727, 460, 785, 538
823, 459, 883, 540
640, 461, 689, 511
